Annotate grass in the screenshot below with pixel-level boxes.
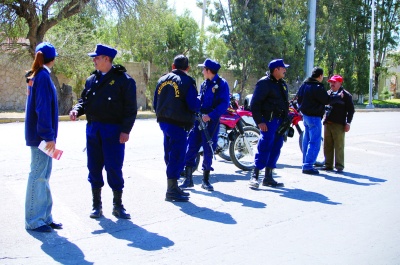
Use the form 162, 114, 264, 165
360, 99, 400, 108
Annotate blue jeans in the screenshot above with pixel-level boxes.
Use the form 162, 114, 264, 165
159, 122, 188, 179
302, 114, 322, 170
25, 147, 53, 230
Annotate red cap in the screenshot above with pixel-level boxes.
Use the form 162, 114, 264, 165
328, 75, 343, 83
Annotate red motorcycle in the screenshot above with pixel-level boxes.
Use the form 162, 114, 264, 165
215, 93, 260, 171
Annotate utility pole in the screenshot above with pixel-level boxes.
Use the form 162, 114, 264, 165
366, 0, 375, 109
304, 0, 316, 79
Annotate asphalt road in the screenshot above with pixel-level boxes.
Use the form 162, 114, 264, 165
0, 111, 399, 265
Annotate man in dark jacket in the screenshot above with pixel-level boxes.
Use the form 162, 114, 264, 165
153, 54, 200, 202
249, 59, 289, 189
297, 67, 343, 175
69, 44, 137, 219
323, 75, 355, 172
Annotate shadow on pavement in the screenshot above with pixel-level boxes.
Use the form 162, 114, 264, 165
174, 201, 237, 224
28, 230, 93, 264
335, 171, 387, 183
191, 189, 267, 209
316, 172, 381, 186
93, 218, 174, 251
266, 187, 341, 205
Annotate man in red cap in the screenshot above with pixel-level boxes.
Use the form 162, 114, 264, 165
323, 75, 355, 172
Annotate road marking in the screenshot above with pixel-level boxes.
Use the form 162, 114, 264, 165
367, 139, 400, 147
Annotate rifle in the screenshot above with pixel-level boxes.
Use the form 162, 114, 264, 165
195, 113, 216, 160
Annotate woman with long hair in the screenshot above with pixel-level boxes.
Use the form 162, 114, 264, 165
25, 42, 62, 232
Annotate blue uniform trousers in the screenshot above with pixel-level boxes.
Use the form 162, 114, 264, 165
254, 118, 284, 170
185, 119, 219, 171
159, 122, 188, 179
86, 122, 125, 191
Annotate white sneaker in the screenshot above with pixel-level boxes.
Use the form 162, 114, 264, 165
248, 177, 259, 189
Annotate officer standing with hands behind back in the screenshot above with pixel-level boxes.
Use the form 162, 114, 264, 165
180, 58, 230, 191
70, 44, 137, 219
249, 59, 289, 189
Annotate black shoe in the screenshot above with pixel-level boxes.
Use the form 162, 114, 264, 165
262, 179, 284, 187
31, 225, 52, 233
112, 206, 131, 219
178, 187, 190, 197
49, 222, 63, 229
336, 168, 344, 173
321, 166, 333, 171
90, 207, 103, 219
165, 192, 190, 202
302, 169, 319, 175
201, 180, 214, 191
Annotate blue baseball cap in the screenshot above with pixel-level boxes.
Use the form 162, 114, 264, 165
88, 44, 118, 58
198, 58, 221, 72
268, 59, 289, 70
35, 42, 58, 60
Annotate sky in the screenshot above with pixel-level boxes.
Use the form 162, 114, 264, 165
167, 0, 211, 28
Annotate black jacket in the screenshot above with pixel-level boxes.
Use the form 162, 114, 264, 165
250, 74, 289, 125
154, 69, 199, 129
325, 87, 355, 125
72, 65, 137, 133
297, 77, 341, 118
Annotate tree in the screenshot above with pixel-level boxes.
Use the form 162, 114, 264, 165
114, 0, 202, 109
0, 0, 136, 57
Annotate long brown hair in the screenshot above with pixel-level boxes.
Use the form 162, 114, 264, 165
27, 51, 45, 79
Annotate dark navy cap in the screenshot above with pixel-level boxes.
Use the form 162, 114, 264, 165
35, 42, 58, 60
198, 58, 221, 72
268, 59, 289, 70
88, 44, 117, 58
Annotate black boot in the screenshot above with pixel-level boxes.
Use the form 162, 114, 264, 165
90, 188, 102, 218
166, 179, 189, 202
248, 168, 260, 189
179, 166, 194, 189
262, 168, 284, 187
112, 190, 131, 219
201, 170, 214, 191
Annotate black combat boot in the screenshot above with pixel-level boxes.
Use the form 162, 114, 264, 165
165, 179, 189, 202
248, 168, 260, 189
262, 167, 284, 187
179, 166, 194, 189
112, 190, 131, 219
90, 188, 102, 218
201, 170, 214, 191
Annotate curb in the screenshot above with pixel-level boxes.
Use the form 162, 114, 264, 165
0, 112, 157, 124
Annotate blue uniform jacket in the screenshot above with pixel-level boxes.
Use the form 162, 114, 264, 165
73, 65, 137, 134
199, 74, 230, 120
25, 67, 59, 146
250, 74, 289, 125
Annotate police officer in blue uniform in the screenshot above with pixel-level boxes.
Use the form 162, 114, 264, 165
70, 44, 137, 219
180, 58, 230, 191
249, 59, 289, 189
154, 55, 200, 202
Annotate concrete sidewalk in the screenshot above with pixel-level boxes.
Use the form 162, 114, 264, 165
1, 107, 399, 123
0, 111, 156, 123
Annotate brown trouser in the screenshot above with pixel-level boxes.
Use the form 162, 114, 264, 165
324, 122, 345, 170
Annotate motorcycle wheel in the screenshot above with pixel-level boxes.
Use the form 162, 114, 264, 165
229, 126, 260, 171
299, 131, 304, 153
